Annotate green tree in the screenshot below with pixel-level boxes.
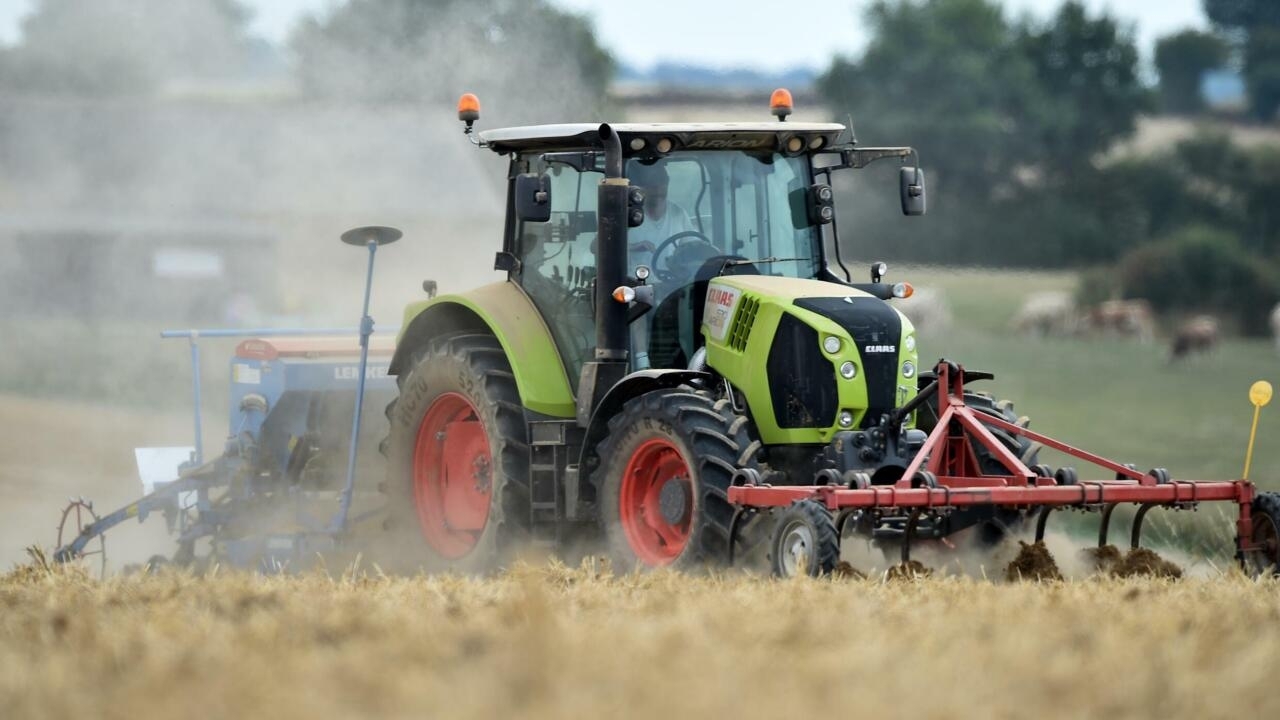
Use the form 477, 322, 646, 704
818, 0, 1038, 199
1205, 0, 1280, 119
818, 0, 1149, 268
1018, 2, 1150, 181
1155, 29, 1230, 113
0, 0, 253, 96
1117, 225, 1280, 335
291, 0, 613, 120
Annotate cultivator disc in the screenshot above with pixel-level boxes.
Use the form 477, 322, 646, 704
56, 499, 106, 578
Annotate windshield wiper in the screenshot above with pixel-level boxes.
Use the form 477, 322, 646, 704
721, 256, 809, 268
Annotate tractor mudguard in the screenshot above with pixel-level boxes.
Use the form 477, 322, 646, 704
390, 281, 576, 418
577, 368, 713, 469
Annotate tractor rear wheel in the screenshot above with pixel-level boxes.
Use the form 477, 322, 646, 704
381, 333, 529, 572
593, 388, 755, 570
1245, 492, 1280, 577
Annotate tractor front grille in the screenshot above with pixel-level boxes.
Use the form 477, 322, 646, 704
794, 296, 902, 429
766, 313, 837, 428
727, 294, 760, 351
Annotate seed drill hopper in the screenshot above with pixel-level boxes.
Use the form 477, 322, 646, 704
53, 227, 404, 573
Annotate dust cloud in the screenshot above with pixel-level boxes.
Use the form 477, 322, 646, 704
0, 0, 602, 570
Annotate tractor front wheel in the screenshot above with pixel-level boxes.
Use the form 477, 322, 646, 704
594, 388, 755, 570
381, 333, 529, 572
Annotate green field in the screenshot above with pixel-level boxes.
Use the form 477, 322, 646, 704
895, 266, 1278, 558
902, 266, 1278, 484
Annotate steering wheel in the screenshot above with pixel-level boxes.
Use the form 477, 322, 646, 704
649, 230, 718, 283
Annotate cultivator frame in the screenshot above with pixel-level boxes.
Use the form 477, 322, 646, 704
727, 361, 1261, 566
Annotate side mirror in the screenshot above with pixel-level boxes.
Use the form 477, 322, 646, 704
899, 166, 926, 216
514, 173, 551, 222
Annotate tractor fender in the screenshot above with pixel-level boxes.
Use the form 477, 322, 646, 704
390, 281, 576, 418
577, 368, 713, 471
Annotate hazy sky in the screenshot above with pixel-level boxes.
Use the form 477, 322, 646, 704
0, 0, 1208, 70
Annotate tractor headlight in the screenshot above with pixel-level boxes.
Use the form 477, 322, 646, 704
902, 360, 916, 379
823, 335, 841, 354
905, 335, 916, 353
839, 361, 857, 379
838, 410, 855, 428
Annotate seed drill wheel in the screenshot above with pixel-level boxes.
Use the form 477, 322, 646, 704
381, 333, 529, 572
1245, 492, 1280, 577
56, 499, 106, 578
594, 389, 756, 570
769, 500, 840, 578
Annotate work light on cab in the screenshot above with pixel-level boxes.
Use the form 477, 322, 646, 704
770, 88, 793, 121
457, 93, 480, 124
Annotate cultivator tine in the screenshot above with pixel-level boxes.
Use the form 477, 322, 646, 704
1131, 503, 1156, 549
1098, 504, 1117, 547
727, 507, 751, 567
1034, 507, 1053, 543
901, 509, 921, 565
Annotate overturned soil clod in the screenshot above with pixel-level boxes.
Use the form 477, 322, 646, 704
1083, 544, 1123, 573
833, 561, 866, 579
886, 560, 932, 580
1111, 547, 1183, 579
1005, 541, 1063, 581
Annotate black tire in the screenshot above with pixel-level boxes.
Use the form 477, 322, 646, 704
917, 390, 1040, 545
380, 333, 529, 572
1245, 492, 1280, 578
593, 388, 756, 570
769, 499, 840, 578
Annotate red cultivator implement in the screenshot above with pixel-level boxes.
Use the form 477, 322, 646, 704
728, 361, 1277, 575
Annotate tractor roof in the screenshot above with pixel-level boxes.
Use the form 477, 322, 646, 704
479, 122, 848, 154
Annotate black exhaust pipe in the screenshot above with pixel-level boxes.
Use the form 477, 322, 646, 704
595, 123, 628, 360
576, 123, 631, 424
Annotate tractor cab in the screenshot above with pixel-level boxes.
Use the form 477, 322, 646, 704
482, 121, 886, 383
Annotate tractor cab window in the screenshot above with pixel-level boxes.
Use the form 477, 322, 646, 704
516, 158, 602, 388
627, 152, 822, 368
516, 149, 823, 382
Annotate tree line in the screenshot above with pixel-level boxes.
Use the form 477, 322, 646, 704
819, 0, 1280, 334
2, 0, 1277, 333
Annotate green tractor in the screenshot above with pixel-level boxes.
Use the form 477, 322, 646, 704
379, 92, 1034, 574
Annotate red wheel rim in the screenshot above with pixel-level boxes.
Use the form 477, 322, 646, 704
620, 438, 694, 566
412, 393, 492, 558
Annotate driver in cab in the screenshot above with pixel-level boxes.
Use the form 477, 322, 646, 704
627, 161, 695, 272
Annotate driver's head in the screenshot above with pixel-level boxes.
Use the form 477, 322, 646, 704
630, 162, 670, 221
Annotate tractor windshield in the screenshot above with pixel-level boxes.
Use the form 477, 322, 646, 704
517, 150, 822, 384
624, 152, 821, 284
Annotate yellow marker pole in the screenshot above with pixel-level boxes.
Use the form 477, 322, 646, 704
1243, 380, 1273, 480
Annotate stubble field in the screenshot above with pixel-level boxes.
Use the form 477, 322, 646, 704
3, 558, 1279, 720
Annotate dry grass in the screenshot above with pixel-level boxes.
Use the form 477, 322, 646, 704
4, 556, 1279, 720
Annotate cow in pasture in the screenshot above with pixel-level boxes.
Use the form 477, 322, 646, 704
1080, 299, 1156, 343
897, 288, 952, 334
1170, 315, 1220, 361
1011, 291, 1076, 337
